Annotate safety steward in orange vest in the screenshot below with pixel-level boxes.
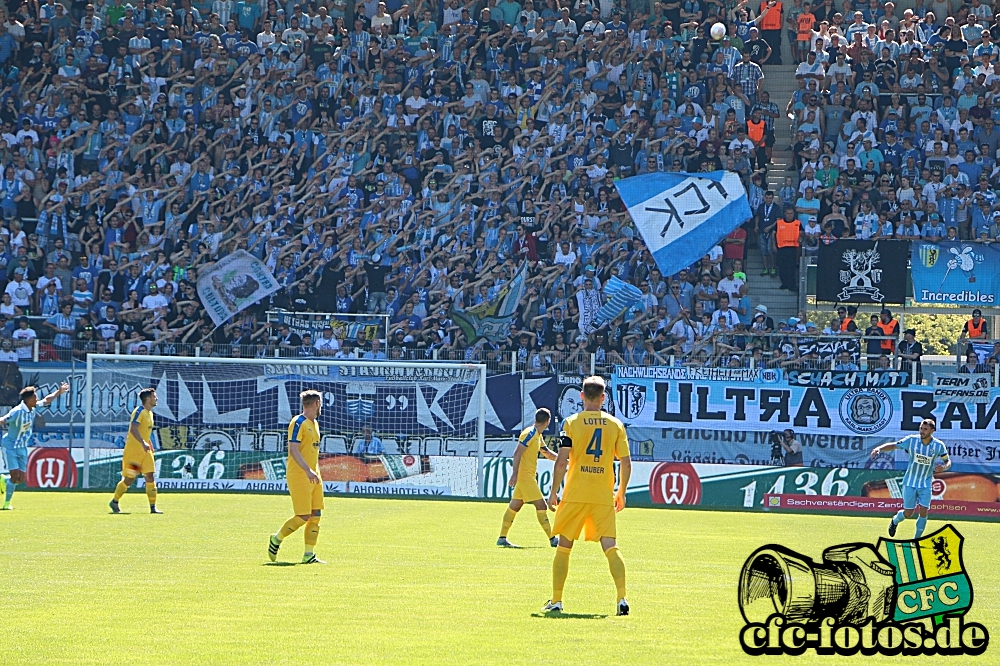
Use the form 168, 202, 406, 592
876, 308, 899, 354
747, 110, 767, 169
837, 305, 858, 334
775, 207, 801, 291
759, 0, 783, 65
963, 309, 988, 340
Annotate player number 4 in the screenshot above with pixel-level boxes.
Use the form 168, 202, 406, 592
586, 430, 603, 462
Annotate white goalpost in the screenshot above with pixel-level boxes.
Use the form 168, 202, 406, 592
82, 355, 488, 497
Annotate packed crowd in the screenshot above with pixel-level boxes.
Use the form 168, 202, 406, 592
783, 0, 1000, 248
0, 0, 987, 373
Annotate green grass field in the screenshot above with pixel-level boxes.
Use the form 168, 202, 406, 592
2, 492, 998, 665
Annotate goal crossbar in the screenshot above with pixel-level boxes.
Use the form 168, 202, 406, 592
82, 355, 488, 496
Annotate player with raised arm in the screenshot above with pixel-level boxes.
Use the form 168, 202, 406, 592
871, 418, 951, 539
268, 389, 325, 564
0, 383, 70, 510
544, 376, 632, 616
498, 407, 558, 548
110, 388, 163, 514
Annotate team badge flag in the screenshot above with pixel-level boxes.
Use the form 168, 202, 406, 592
911, 242, 1000, 306
197, 250, 281, 326
582, 276, 644, 334
451, 262, 529, 343
614, 171, 751, 277
877, 525, 973, 624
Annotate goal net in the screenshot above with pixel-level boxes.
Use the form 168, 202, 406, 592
82, 355, 486, 497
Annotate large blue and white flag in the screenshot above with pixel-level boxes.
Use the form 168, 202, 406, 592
615, 171, 751, 277
583, 277, 643, 334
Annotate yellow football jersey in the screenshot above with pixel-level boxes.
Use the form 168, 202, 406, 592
287, 414, 321, 470
516, 425, 544, 479
560, 410, 629, 506
125, 406, 154, 448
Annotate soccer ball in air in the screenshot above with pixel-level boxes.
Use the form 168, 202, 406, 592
710, 22, 726, 40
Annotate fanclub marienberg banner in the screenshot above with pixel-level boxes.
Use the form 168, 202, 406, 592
816, 239, 908, 304
912, 241, 1000, 306
611, 366, 1000, 441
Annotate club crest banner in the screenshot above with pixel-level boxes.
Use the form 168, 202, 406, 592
912, 242, 1000, 306
817, 240, 908, 304
198, 250, 281, 326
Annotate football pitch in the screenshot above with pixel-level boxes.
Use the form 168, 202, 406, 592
3, 493, 998, 666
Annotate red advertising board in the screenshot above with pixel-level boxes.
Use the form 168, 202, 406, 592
763, 494, 1000, 521
26, 447, 77, 488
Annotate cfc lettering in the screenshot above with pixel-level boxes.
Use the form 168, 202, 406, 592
898, 582, 962, 614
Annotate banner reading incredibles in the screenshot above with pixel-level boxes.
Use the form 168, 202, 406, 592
611, 366, 1000, 441
912, 242, 1000, 306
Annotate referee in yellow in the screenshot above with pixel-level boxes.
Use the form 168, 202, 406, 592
544, 376, 632, 616
268, 389, 325, 564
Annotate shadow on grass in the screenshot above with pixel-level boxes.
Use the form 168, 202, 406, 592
532, 612, 609, 620
263, 562, 298, 567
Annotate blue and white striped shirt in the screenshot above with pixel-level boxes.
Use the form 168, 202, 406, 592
1, 403, 36, 450
897, 434, 949, 490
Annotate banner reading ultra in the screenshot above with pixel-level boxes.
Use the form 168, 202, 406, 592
611, 365, 1000, 441
912, 242, 1000, 306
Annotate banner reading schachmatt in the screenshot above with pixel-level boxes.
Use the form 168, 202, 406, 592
615, 171, 751, 278
611, 365, 1000, 441
912, 242, 1000, 306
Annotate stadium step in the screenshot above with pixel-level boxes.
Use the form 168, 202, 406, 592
739, 60, 802, 326
762, 71, 799, 190
761, 62, 800, 194
744, 251, 799, 324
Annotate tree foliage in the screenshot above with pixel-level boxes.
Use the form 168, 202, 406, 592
808, 310, 967, 356
904, 314, 968, 356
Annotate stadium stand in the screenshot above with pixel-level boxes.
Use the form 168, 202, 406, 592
0, 0, 992, 376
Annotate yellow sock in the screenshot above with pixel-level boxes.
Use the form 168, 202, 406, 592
278, 516, 306, 541
500, 508, 517, 538
605, 546, 627, 601
145, 481, 157, 507
113, 480, 128, 501
535, 509, 552, 538
552, 546, 571, 603
304, 517, 320, 552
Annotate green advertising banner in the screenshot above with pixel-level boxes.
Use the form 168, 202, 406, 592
21, 447, 1000, 521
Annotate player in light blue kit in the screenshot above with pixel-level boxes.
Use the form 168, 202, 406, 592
0, 383, 70, 510
870, 418, 951, 539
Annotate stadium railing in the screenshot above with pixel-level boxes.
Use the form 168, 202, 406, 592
29, 334, 994, 385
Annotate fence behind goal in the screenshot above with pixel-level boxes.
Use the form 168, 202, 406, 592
82, 355, 487, 496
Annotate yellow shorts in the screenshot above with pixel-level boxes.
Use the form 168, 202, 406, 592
552, 502, 616, 542
122, 445, 155, 478
288, 476, 325, 516
512, 478, 543, 503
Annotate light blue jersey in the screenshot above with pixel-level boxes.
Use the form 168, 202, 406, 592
1, 403, 36, 450
897, 434, 949, 490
